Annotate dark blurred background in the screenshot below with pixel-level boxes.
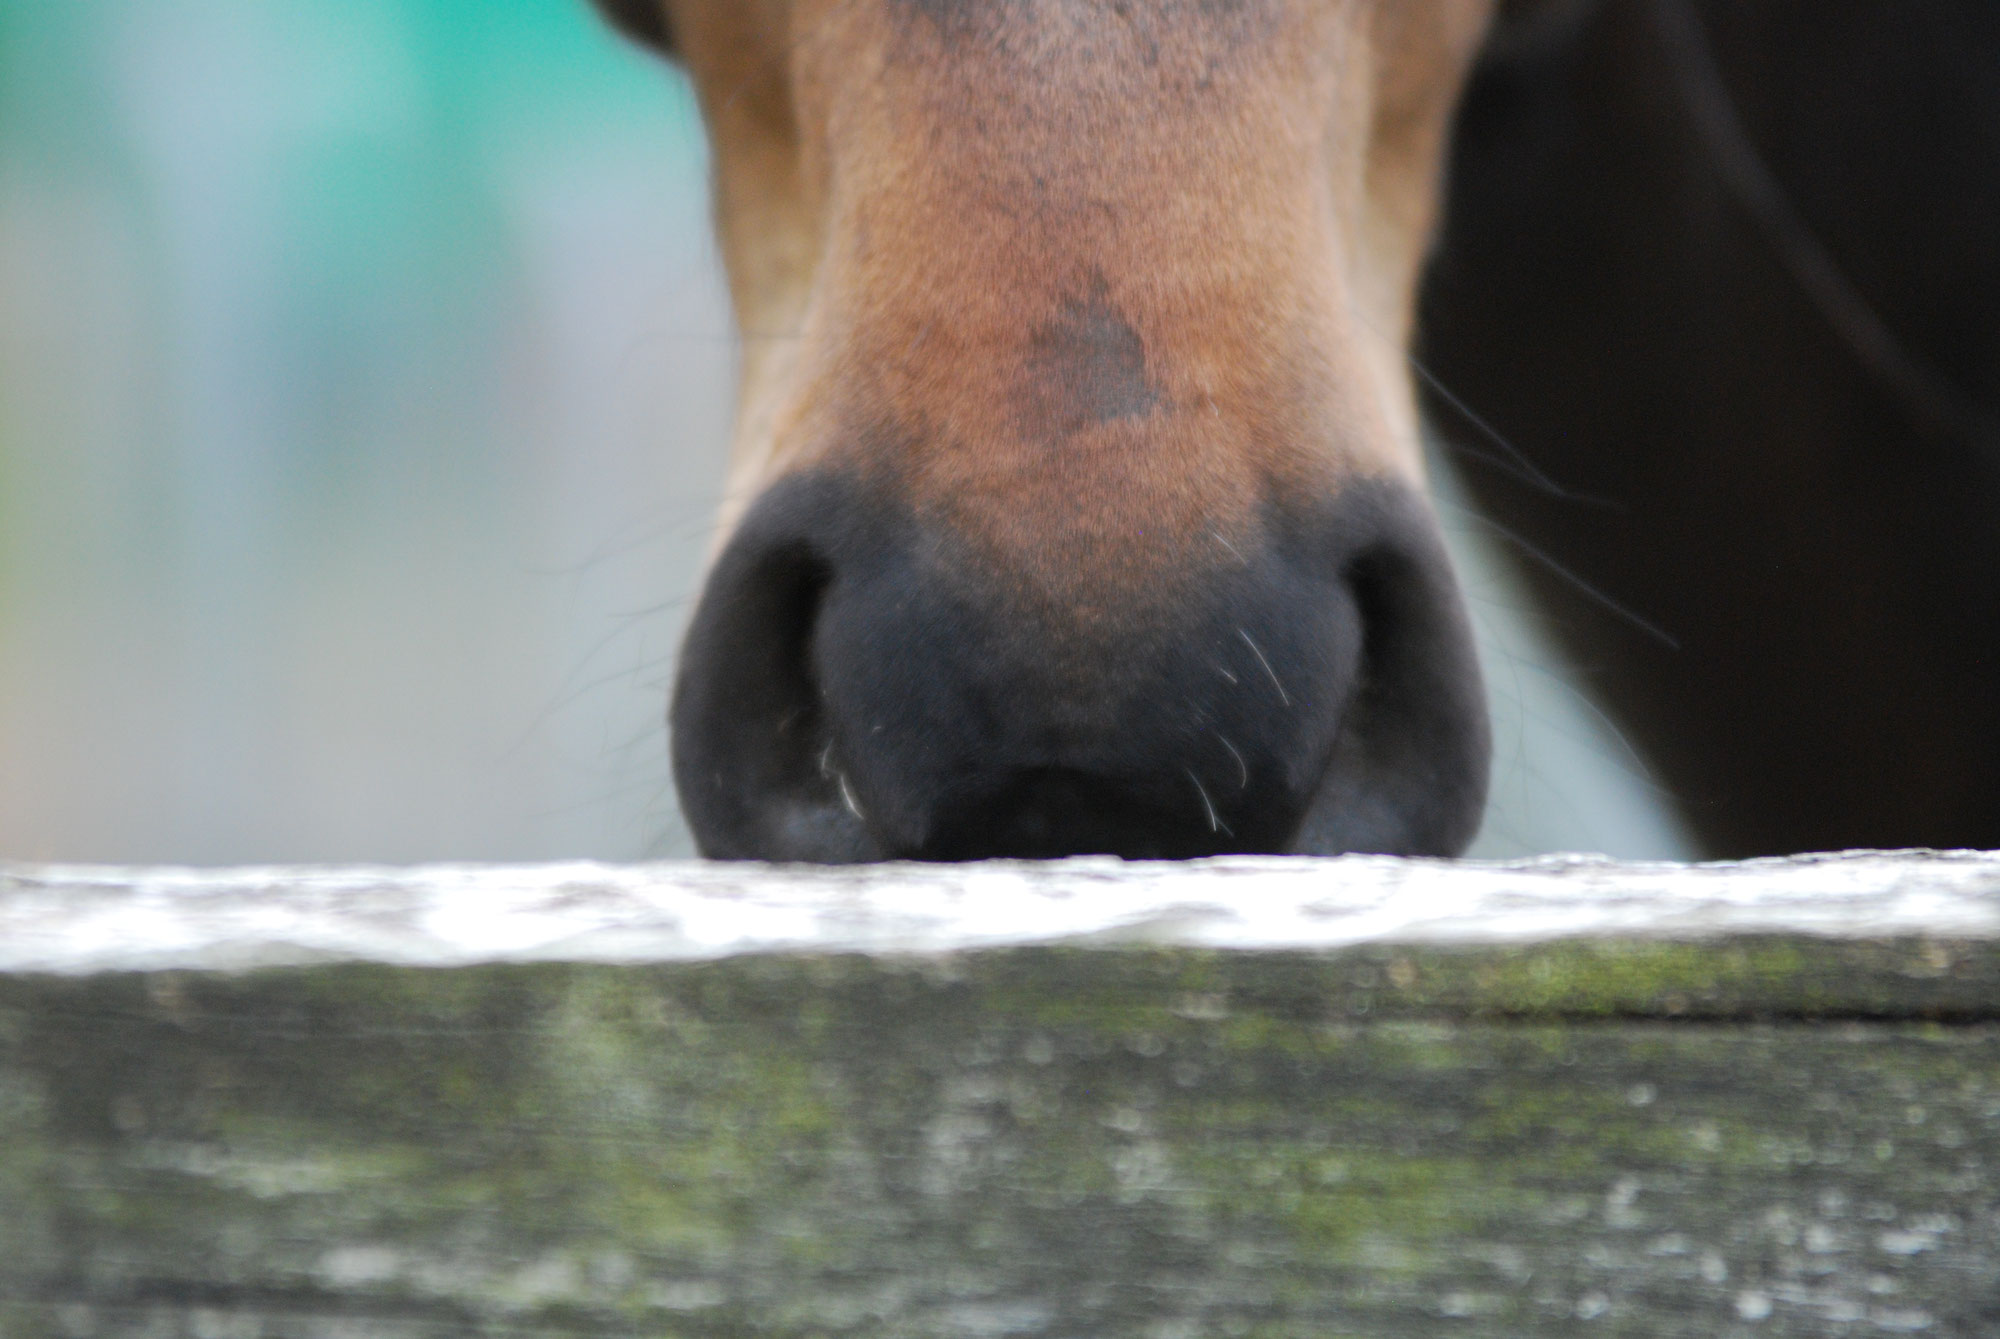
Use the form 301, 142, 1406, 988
1424, 0, 2000, 858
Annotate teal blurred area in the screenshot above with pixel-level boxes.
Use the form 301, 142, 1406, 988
0, 0, 730, 861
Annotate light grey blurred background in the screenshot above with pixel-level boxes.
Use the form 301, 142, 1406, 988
0, 0, 1694, 865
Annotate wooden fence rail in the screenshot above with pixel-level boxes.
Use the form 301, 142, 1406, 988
3, 851, 1997, 1337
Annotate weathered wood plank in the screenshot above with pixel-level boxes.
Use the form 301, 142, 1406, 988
2, 853, 1998, 1337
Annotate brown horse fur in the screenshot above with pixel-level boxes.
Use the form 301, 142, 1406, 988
596, 1, 1498, 860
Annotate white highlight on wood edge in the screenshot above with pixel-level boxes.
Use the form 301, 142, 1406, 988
1, 850, 1997, 976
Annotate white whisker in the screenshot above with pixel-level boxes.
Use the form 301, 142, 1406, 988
1238, 628, 1290, 706
836, 770, 867, 821
1185, 768, 1231, 836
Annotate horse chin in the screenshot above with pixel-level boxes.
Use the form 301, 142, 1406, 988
755, 796, 885, 866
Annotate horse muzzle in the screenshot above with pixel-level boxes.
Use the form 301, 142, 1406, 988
671, 470, 1488, 861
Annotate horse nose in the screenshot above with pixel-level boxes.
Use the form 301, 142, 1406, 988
671, 472, 1488, 862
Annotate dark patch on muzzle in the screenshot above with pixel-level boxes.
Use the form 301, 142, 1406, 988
1016, 272, 1165, 438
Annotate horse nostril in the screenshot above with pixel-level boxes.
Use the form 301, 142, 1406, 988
1289, 486, 1491, 857
669, 477, 890, 861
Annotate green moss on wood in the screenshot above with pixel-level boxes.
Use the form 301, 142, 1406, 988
1, 945, 1997, 1337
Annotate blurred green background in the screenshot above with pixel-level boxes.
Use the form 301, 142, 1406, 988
0, 0, 731, 861
0, 0, 1691, 864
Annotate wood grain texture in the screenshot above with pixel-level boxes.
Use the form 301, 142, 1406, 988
2, 852, 1997, 1336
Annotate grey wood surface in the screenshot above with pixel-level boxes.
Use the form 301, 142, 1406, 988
2, 852, 1997, 1337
